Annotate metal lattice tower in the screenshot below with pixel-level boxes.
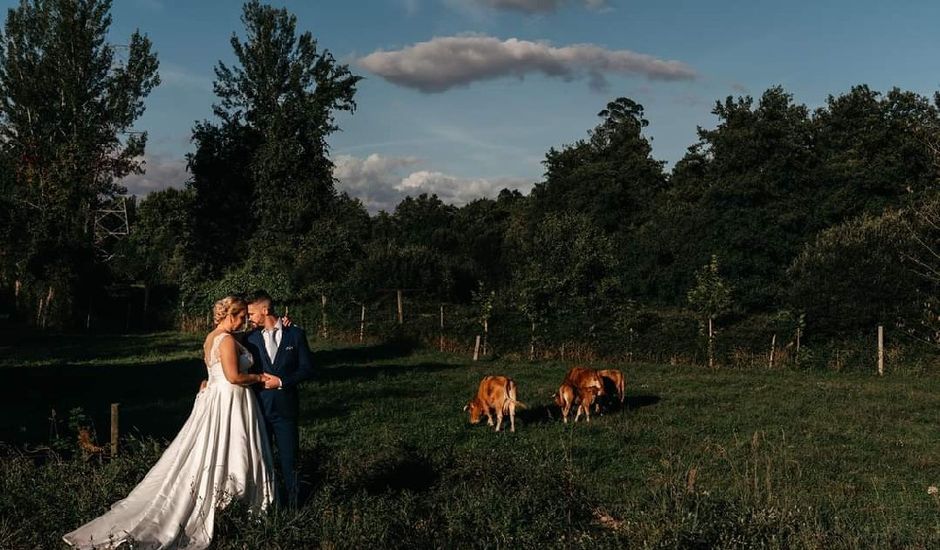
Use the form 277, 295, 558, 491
93, 197, 130, 262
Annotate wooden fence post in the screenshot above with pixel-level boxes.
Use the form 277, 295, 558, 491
877, 325, 884, 376
359, 304, 366, 343
768, 334, 776, 369
529, 321, 536, 361
396, 290, 403, 325
473, 335, 481, 361
321, 294, 328, 339
110, 403, 119, 456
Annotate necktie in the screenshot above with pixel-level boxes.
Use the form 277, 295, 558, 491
265, 328, 278, 363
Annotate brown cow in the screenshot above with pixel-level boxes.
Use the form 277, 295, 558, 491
464, 375, 522, 432
573, 386, 599, 423
594, 369, 626, 413
563, 366, 604, 396
553, 382, 576, 423
554, 382, 599, 423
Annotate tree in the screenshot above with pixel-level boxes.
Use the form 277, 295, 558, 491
0, 0, 159, 325
452, 190, 524, 294
788, 210, 926, 336
648, 87, 815, 311
813, 86, 940, 223
189, 0, 361, 285
687, 255, 733, 369
508, 212, 622, 358
112, 188, 193, 320
532, 97, 666, 234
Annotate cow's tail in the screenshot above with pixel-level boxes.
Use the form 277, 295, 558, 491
505, 379, 527, 411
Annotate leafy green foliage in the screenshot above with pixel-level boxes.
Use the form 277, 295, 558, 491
532, 97, 666, 234
113, 188, 192, 287
188, 0, 361, 295
788, 210, 924, 336
687, 255, 733, 323
0, 0, 159, 325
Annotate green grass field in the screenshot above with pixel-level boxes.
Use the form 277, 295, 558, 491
1, 331, 939, 548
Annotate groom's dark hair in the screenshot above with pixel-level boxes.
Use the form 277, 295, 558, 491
247, 290, 275, 314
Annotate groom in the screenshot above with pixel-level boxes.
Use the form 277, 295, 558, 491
245, 290, 314, 507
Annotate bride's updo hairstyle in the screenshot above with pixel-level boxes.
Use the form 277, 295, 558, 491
213, 295, 247, 325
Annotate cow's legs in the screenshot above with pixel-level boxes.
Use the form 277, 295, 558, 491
495, 408, 503, 431
485, 407, 494, 426
508, 403, 516, 432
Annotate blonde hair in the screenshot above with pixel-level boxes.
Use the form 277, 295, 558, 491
213, 295, 247, 325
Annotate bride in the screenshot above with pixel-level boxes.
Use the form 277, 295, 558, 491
63, 296, 275, 549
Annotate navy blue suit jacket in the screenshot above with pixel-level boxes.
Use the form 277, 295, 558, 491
245, 325, 314, 420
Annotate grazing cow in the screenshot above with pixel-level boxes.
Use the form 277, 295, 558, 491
573, 386, 599, 423
464, 375, 522, 432
554, 382, 599, 423
553, 382, 576, 423
563, 366, 604, 397
595, 369, 626, 413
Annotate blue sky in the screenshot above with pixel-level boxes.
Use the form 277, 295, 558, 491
11, 0, 940, 211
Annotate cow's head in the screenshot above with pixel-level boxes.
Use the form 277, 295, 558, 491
589, 373, 605, 396
553, 383, 572, 407
581, 386, 599, 405
464, 399, 484, 424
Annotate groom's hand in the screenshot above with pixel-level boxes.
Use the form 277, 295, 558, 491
262, 373, 282, 390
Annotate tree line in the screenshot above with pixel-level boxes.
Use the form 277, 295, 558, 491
0, 0, 937, 356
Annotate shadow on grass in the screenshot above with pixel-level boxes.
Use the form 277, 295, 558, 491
362, 454, 438, 494
626, 393, 661, 410
518, 404, 557, 425
0, 358, 206, 445
316, 362, 459, 384
313, 337, 419, 367
517, 392, 662, 426
0, 331, 198, 368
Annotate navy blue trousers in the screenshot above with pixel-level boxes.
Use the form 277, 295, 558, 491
264, 414, 299, 507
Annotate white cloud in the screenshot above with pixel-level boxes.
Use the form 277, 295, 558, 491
120, 154, 189, 197
358, 35, 697, 93
474, 0, 608, 13
334, 154, 533, 213
397, 170, 532, 205
159, 64, 213, 92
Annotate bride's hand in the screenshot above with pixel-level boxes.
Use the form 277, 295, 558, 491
199, 380, 207, 392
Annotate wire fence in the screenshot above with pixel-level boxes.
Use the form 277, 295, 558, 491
172, 291, 938, 373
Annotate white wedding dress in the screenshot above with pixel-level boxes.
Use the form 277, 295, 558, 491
63, 333, 275, 549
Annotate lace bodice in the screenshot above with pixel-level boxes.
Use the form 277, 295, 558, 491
206, 333, 253, 382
